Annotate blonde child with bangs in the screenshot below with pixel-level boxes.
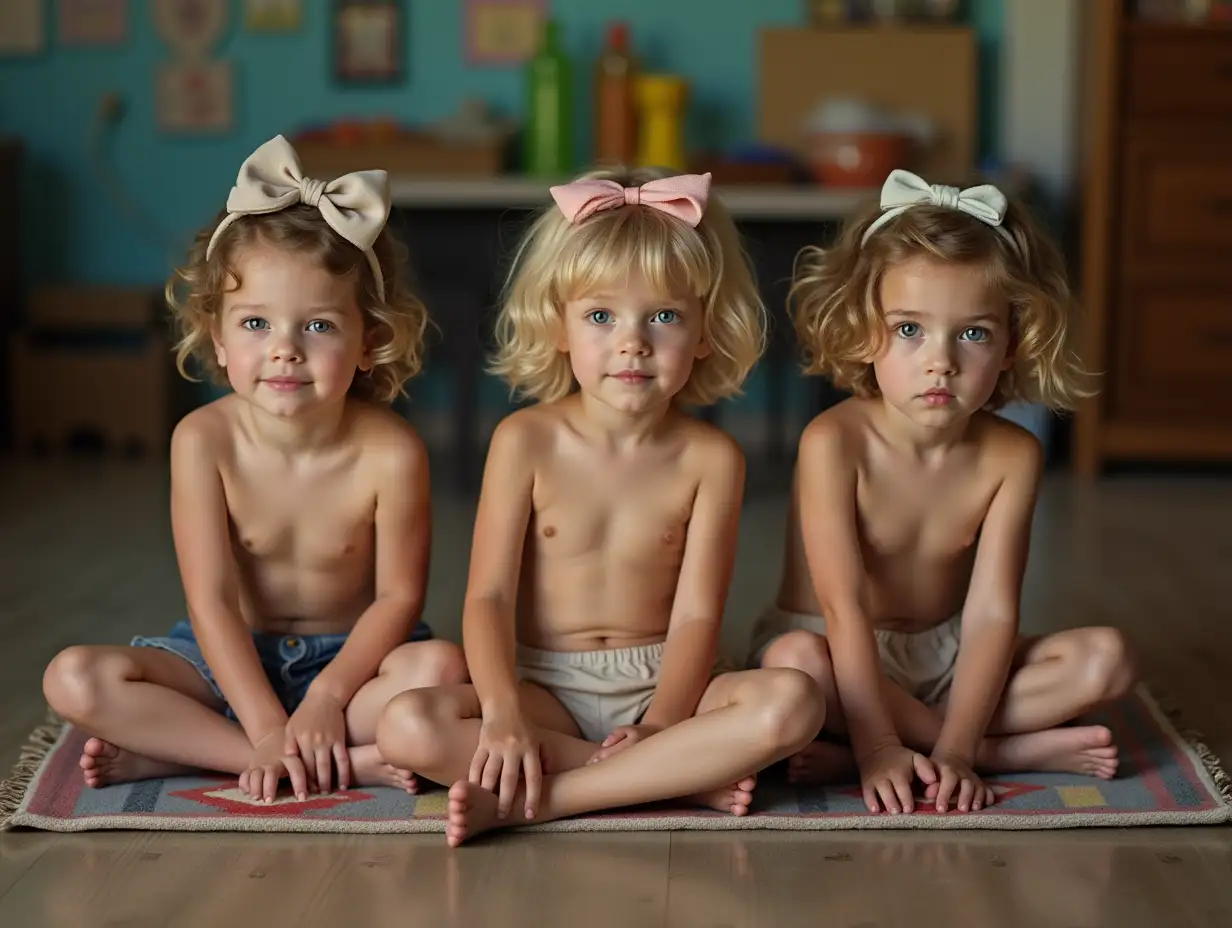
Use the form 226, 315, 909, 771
749, 170, 1136, 816
378, 167, 824, 846
43, 136, 466, 803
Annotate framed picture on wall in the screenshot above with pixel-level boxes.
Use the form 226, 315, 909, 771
466, 0, 545, 65
333, 0, 405, 84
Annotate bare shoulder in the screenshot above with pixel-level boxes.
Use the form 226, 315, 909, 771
348, 400, 427, 460
170, 396, 236, 466
798, 398, 868, 470
970, 411, 1044, 481
677, 415, 745, 482
486, 403, 561, 471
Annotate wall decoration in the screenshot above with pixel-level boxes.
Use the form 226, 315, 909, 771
244, 0, 301, 32
59, 0, 127, 45
0, 0, 46, 56
333, 0, 405, 84
465, 0, 544, 65
152, 0, 233, 135
156, 60, 233, 133
152, 0, 227, 58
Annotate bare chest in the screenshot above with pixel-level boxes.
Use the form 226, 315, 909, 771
222, 470, 375, 567
531, 475, 695, 567
855, 473, 991, 562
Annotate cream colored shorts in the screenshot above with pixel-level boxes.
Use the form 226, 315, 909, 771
747, 604, 962, 707
516, 641, 664, 744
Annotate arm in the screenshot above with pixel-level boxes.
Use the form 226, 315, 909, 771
933, 433, 1044, 763
796, 420, 896, 761
307, 427, 431, 705
169, 415, 286, 744
461, 414, 543, 818
462, 415, 535, 716
639, 434, 746, 731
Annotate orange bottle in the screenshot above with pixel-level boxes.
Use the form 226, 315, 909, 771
594, 22, 637, 168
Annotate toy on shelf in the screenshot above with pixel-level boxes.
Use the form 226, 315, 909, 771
636, 74, 689, 172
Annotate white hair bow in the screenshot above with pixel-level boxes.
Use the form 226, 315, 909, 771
205, 135, 392, 301
861, 169, 1018, 253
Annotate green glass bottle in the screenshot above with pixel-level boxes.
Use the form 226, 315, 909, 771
524, 19, 573, 178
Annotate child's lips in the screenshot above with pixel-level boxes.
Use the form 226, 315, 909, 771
921, 389, 954, 406
614, 371, 652, 384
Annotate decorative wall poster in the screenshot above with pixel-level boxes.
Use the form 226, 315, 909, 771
333, 0, 404, 84
152, 0, 227, 57
0, 0, 46, 56
156, 60, 233, 133
152, 0, 234, 135
244, 0, 301, 32
466, 0, 544, 65
59, 0, 127, 45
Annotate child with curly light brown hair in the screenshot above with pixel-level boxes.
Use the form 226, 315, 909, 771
43, 135, 466, 803
748, 169, 1135, 816
377, 166, 824, 846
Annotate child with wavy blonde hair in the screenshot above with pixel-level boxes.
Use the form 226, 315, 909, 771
43, 135, 466, 803
378, 166, 823, 845
749, 170, 1135, 816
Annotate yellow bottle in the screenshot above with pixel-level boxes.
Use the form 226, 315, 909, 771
635, 74, 688, 171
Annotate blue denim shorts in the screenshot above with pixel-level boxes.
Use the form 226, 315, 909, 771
132, 619, 434, 717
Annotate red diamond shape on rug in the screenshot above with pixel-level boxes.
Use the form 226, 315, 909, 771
836, 779, 1047, 814
169, 780, 376, 816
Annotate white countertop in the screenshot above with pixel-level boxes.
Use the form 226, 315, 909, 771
388, 175, 876, 221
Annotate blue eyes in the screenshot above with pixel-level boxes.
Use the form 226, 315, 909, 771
586, 309, 679, 325
240, 318, 334, 333
894, 323, 991, 342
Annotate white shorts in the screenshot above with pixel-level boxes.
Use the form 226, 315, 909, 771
747, 604, 962, 707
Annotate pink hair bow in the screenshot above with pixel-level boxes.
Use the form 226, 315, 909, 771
549, 173, 712, 227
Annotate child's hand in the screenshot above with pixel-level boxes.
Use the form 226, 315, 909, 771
242, 727, 310, 803
586, 723, 663, 765
286, 692, 351, 793
928, 751, 995, 813
471, 709, 541, 820
857, 744, 937, 814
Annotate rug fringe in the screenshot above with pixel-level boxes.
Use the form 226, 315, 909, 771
0, 708, 65, 831
1146, 682, 1232, 808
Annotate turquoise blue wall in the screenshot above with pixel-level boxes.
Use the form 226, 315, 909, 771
1, 0, 1004, 289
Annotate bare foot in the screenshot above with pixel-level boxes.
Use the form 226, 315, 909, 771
687, 775, 758, 815
786, 741, 857, 786
348, 744, 419, 794
446, 780, 520, 847
979, 725, 1119, 779
79, 738, 195, 788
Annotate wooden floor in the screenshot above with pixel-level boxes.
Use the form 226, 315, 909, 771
2, 456, 1231, 926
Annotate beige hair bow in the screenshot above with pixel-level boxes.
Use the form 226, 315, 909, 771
205, 135, 392, 301
861, 169, 1018, 254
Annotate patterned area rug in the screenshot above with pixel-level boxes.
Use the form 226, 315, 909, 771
3, 685, 1229, 833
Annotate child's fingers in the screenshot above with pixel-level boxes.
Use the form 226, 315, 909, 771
285, 755, 309, 801
913, 753, 938, 785
497, 752, 521, 819
285, 729, 299, 757
334, 743, 351, 791
957, 777, 976, 813
878, 780, 903, 815
523, 751, 542, 820
892, 773, 915, 814
935, 768, 957, 812
863, 782, 881, 814
314, 746, 333, 794
468, 747, 489, 786
481, 754, 504, 792
262, 766, 278, 803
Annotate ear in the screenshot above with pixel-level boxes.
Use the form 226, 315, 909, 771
553, 315, 570, 353
694, 337, 712, 361
358, 335, 374, 372
212, 329, 227, 369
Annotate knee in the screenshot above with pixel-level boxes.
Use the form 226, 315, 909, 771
43, 646, 126, 724
761, 631, 832, 693
376, 689, 450, 770
1078, 627, 1136, 703
380, 639, 469, 688
752, 668, 827, 755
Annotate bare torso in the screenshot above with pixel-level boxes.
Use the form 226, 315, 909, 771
202, 395, 412, 636
778, 400, 1011, 633
513, 401, 717, 652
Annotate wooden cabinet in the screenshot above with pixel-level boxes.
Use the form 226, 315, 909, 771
1076, 2, 1232, 473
